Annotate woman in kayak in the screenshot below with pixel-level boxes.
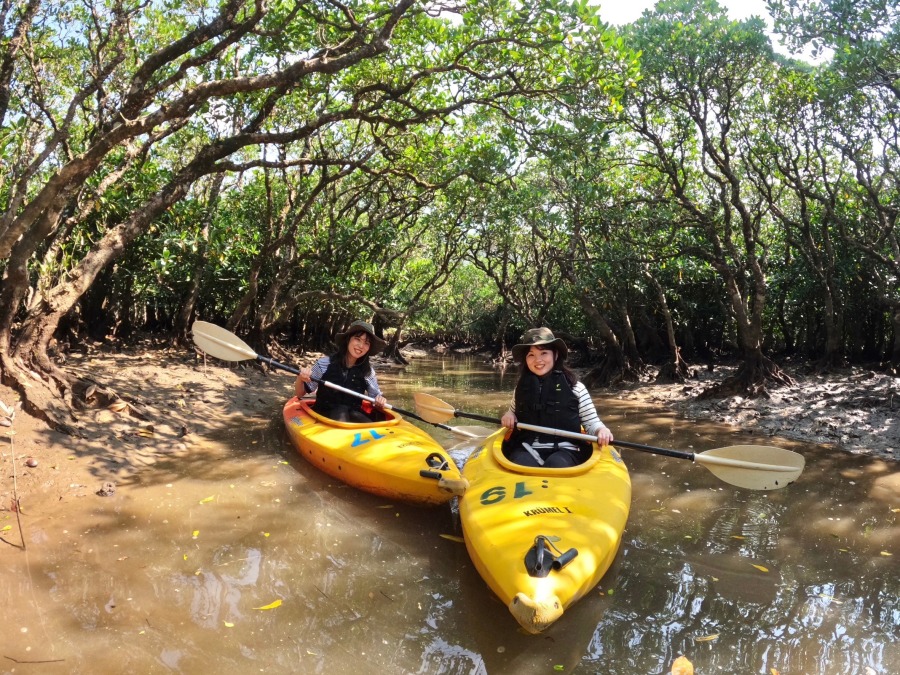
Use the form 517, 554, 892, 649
501, 327, 614, 467
295, 320, 389, 422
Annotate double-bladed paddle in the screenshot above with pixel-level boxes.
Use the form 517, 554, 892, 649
413, 392, 805, 490
190, 321, 483, 439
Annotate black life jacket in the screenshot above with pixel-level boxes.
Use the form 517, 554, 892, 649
313, 355, 370, 412
509, 369, 590, 456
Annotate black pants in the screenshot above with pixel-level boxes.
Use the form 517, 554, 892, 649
506, 444, 581, 468
313, 403, 375, 423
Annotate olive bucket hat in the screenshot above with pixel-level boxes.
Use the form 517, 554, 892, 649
335, 320, 387, 356
511, 327, 568, 362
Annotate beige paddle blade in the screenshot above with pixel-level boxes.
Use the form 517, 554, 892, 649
414, 392, 459, 424
191, 321, 257, 362
695, 445, 805, 490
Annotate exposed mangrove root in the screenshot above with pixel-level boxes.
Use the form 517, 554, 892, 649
698, 354, 795, 400
582, 357, 645, 389
655, 348, 693, 384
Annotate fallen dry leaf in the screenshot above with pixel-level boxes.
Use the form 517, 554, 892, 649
694, 633, 719, 642
671, 655, 694, 675
254, 599, 282, 610
439, 534, 464, 543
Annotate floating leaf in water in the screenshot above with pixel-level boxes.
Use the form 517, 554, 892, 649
1, 525, 11, 532
199, 495, 215, 504
671, 655, 694, 675
751, 564, 769, 573
192, 530, 199, 539
554, 666, 564, 671
263, 532, 270, 537
223, 621, 234, 628
771, 669, 781, 675
254, 599, 282, 610
607, 589, 614, 595
183, 554, 188, 560
440, 534, 464, 543
891, 508, 899, 513
880, 551, 892, 557
731, 535, 746, 540
694, 633, 719, 642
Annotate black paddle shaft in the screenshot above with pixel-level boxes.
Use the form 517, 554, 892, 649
256, 354, 453, 430
610, 439, 695, 461
255, 354, 300, 375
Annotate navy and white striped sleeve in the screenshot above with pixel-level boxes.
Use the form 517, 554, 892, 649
364, 367, 382, 398
573, 381, 606, 436
304, 356, 330, 394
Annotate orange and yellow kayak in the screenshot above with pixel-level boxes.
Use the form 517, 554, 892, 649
458, 429, 631, 633
283, 397, 466, 505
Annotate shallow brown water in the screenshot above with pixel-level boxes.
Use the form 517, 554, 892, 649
1, 356, 897, 674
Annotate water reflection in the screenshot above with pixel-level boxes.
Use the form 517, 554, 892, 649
0, 355, 896, 674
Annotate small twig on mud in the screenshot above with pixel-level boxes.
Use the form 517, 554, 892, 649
4, 655, 66, 664
6, 431, 26, 551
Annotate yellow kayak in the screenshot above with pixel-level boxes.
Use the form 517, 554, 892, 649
459, 429, 631, 633
283, 398, 466, 505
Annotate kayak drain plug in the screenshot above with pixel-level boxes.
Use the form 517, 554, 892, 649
524, 535, 578, 578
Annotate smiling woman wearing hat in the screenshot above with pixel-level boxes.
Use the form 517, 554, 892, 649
500, 327, 614, 467
295, 320, 389, 423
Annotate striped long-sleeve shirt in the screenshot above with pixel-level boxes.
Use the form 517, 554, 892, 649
302, 356, 382, 398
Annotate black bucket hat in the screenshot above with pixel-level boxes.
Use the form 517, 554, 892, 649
511, 327, 568, 362
335, 320, 387, 356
